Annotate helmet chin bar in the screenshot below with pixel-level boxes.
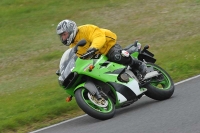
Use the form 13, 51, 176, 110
62, 39, 68, 45
59, 35, 69, 46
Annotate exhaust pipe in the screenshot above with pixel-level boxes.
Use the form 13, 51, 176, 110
143, 71, 160, 80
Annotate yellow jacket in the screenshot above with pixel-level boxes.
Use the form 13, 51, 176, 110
70, 24, 117, 56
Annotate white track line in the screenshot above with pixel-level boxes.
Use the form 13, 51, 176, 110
175, 74, 200, 85
30, 74, 200, 133
29, 115, 87, 133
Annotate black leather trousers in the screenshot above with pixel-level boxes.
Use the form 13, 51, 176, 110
106, 44, 132, 65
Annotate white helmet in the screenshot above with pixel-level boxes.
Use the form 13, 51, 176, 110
56, 20, 78, 46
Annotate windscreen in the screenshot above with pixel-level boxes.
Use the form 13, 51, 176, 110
59, 48, 77, 82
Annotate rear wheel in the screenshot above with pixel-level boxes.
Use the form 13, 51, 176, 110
75, 88, 115, 120
144, 63, 175, 100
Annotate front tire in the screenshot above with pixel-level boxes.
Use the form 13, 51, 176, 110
144, 63, 175, 100
75, 88, 115, 120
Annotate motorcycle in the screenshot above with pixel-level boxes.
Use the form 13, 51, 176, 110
56, 40, 175, 120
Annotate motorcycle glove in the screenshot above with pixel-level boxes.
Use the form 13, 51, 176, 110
81, 47, 97, 59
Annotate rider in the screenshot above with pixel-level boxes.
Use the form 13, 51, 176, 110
56, 19, 147, 78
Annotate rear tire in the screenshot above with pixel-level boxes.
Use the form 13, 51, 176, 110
144, 63, 175, 100
75, 88, 115, 120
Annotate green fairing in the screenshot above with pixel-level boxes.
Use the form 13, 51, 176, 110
73, 55, 125, 83
64, 52, 139, 98
66, 54, 138, 95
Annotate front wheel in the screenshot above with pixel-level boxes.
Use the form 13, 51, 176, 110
144, 63, 175, 100
75, 88, 115, 120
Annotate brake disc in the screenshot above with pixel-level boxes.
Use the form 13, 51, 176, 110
88, 93, 108, 108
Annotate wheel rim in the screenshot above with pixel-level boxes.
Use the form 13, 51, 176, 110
147, 65, 172, 90
81, 89, 113, 113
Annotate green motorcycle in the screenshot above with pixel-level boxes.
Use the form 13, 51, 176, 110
57, 40, 175, 120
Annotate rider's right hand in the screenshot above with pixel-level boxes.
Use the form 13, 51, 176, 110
81, 48, 98, 59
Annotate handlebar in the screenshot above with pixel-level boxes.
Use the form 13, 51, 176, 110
80, 49, 98, 59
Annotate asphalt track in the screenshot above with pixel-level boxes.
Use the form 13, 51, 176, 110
30, 75, 200, 133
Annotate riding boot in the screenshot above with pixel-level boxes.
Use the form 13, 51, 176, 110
130, 57, 147, 78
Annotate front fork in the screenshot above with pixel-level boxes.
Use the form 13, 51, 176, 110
74, 78, 103, 100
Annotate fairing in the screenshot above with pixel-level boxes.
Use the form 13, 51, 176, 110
59, 48, 77, 82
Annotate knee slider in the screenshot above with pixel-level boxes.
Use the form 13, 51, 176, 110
121, 50, 130, 57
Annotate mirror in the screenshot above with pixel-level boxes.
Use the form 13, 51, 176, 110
74, 39, 87, 53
